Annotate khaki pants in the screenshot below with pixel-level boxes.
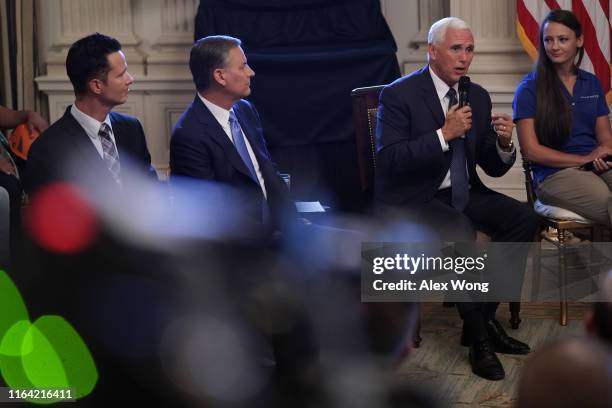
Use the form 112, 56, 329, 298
537, 167, 612, 226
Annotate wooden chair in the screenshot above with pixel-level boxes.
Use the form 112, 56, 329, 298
350, 85, 385, 198
521, 157, 610, 325
350, 86, 522, 344
350, 85, 426, 345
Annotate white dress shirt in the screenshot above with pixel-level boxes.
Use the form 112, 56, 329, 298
199, 94, 267, 199
70, 104, 118, 161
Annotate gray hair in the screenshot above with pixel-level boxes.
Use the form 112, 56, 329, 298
190, 35, 242, 92
428, 17, 471, 45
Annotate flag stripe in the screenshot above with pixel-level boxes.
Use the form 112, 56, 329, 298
545, 0, 561, 11
599, 0, 610, 19
518, 0, 544, 53
573, 0, 611, 90
583, 0, 609, 57
517, 21, 539, 60
592, 1, 611, 61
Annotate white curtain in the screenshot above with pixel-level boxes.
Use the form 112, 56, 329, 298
0, 0, 44, 116
0, 0, 14, 108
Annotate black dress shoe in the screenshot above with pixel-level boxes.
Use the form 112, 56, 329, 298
469, 339, 505, 381
484, 319, 530, 355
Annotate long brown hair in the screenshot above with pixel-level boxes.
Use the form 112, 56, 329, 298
535, 9, 584, 149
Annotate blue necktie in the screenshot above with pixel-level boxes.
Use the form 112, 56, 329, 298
229, 111, 259, 186
229, 111, 270, 224
446, 88, 469, 211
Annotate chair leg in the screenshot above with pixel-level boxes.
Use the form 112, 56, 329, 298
413, 305, 422, 348
509, 302, 521, 329
560, 300, 568, 326
532, 227, 543, 301
558, 228, 568, 326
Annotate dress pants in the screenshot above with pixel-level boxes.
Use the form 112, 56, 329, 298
428, 188, 539, 341
538, 167, 612, 226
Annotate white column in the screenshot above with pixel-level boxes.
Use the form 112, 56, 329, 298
131, 0, 197, 176
135, 0, 198, 78
43, 0, 145, 77
402, 0, 448, 74
450, 0, 532, 88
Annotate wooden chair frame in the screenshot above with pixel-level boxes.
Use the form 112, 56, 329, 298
521, 157, 609, 325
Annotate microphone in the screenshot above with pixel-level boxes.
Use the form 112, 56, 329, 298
458, 76, 470, 108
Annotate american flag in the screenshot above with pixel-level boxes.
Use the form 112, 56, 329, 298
517, 0, 612, 103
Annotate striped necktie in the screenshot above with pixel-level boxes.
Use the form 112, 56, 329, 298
98, 123, 121, 185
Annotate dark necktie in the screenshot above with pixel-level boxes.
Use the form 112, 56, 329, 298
229, 111, 259, 186
98, 123, 121, 185
446, 88, 469, 211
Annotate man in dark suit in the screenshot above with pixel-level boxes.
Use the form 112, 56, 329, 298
376, 17, 540, 380
170, 35, 294, 232
25, 33, 152, 196
171, 35, 419, 389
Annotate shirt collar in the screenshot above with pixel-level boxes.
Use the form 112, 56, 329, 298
70, 103, 112, 136
198, 93, 232, 127
429, 65, 459, 102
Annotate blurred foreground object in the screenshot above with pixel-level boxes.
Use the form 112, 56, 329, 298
9, 123, 40, 161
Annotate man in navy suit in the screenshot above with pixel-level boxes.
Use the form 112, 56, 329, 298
25, 33, 152, 195
170, 35, 295, 232
376, 17, 539, 380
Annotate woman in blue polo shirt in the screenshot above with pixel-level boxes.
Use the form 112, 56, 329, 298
513, 9, 612, 226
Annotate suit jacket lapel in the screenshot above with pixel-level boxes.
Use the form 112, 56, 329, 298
465, 126, 477, 170
63, 106, 121, 183
110, 113, 130, 159
62, 107, 108, 165
193, 97, 257, 180
421, 67, 445, 129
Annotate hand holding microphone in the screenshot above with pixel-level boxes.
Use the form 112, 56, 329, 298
442, 76, 472, 141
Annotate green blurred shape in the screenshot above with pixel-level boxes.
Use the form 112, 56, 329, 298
0, 353, 36, 390
5, 324, 65, 406
0, 272, 98, 404
0, 323, 36, 400
23, 316, 98, 400
0, 271, 29, 346
22, 321, 69, 390
0, 320, 32, 357
0, 321, 36, 389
